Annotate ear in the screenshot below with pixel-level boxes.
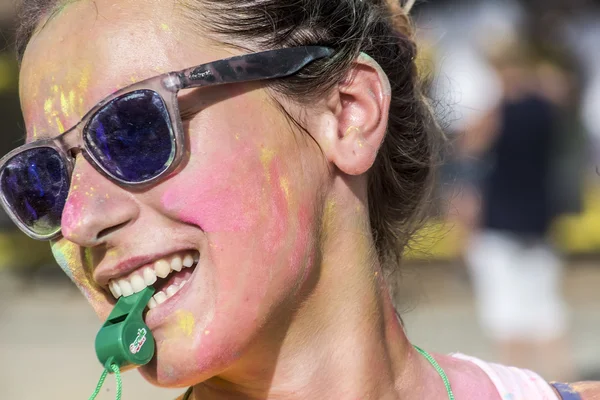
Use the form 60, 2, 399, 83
315, 53, 391, 176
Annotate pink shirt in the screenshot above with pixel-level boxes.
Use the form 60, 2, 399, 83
452, 353, 559, 399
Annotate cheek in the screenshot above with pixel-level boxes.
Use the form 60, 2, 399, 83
161, 144, 289, 236
51, 241, 109, 315
51, 240, 78, 282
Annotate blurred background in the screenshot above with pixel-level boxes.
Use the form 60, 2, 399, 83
0, 0, 599, 398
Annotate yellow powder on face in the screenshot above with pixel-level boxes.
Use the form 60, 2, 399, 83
260, 147, 277, 183
44, 98, 54, 117
83, 247, 94, 268
78, 64, 91, 91
55, 118, 65, 133
160, 23, 171, 32
324, 200, 336, 225
260, 147, 276, 168
35, 64, 91, 136
279, 177, 290, 202
169, 310, 195, 337
69, 90, 76, 115
106, 249, 120, 259
60, 91, 70, 117
320, 199, 339, 238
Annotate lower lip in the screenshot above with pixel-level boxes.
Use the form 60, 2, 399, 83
144, 263, 199, 329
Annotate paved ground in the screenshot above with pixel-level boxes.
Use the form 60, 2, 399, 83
1, 261, 599, 400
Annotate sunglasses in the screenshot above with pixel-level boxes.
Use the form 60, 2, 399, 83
0, 46, 334, 240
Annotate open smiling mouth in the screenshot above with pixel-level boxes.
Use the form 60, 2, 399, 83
107, 250, 199, 310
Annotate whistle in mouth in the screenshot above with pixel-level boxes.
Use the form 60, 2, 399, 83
95, 286, 156, 370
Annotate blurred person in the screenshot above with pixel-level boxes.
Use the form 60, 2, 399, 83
465, 41, 579, 381
3, 1, 599, 399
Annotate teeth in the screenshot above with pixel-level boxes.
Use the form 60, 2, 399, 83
143, 267, 157, 285
154, 259, 171, 278
166, 284, 179, 297
120, 280, 134, 297
154, 291, 167, 304
109, 281, 122, 299
150, 279, 190, 307
130, 275, 146, 293
148, 297, 158, 310
107, 251, 198, 303
183, 254, 194, 268
171, 256, 183, 272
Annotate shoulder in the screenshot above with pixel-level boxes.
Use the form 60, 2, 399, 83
553, 382, 600, 400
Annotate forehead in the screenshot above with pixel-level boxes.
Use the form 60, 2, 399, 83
19, 0, 215, 141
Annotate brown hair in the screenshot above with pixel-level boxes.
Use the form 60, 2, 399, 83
16, 0, 440, 285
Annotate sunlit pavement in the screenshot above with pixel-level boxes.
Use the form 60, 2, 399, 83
1, 261, 599, 400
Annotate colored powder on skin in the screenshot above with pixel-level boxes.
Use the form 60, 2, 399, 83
161, 147, 264, 233
51, 242, 104, 305
78, 65, 91, 91
55, 118, 65, 133
36, 64, 91, 136
83, 247, 94, 268
279, 177, 290, 203
165, 310, 195, 338
160, 23, 171, 32
43, 98, 54, 120
260, 147, 276, 181
51, 241, 77, 282
106, 249, 121, 259
61, 192, 86, 234
60, 91, 70, 117
322, 200, 336, 232
261, 157, 290, 257
176, 311, 195, 337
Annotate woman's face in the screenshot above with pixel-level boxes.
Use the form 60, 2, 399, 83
20, 0, 328, 386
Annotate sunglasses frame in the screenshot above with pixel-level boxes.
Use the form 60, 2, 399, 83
0, 46, 334, 240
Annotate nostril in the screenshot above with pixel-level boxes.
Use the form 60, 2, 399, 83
97, 221, 131, 240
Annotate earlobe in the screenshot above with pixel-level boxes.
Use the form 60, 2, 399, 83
319, 54, 391, 176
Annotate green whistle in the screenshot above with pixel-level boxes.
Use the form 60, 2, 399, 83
95, 286, 156, 370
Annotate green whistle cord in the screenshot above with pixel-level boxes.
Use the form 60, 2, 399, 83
89, 362, 122, 400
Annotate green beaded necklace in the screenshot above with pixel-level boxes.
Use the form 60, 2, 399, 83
413, 345, 455, 400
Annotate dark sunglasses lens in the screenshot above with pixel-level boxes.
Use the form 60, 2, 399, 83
0, 147, 69, 237
85, 90, 175, 183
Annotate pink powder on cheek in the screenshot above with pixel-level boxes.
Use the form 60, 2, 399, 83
161, 147, 268, 232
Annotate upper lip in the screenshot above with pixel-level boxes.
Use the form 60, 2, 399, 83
94, 248, 196, 287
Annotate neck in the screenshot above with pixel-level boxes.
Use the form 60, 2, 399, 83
191, 177, 444, 400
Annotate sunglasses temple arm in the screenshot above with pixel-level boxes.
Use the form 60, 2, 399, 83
178, 46, 334, 90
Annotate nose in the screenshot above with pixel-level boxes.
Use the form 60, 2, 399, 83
61, 156, 139, 247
